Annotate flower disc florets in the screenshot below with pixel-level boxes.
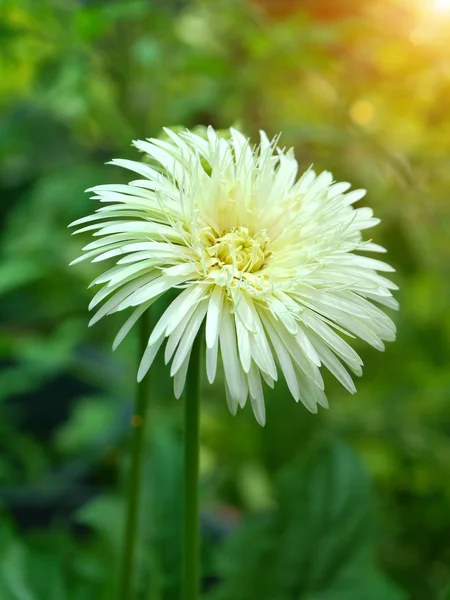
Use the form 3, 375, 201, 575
207, 226, 270, 273
70, 127, 398, 425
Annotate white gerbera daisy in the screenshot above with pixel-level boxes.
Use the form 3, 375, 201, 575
70, 127, 398, 425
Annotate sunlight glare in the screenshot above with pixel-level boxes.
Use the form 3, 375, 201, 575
432, 0, 450, 12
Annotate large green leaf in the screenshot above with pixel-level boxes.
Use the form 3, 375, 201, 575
0, 537, 35, 600
208, 440, 405, 600
144, 420, 183, 600
0, 524, 91, 600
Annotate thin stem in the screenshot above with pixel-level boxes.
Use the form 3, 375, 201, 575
119, 309, 152, 600
182, 333, 202, 600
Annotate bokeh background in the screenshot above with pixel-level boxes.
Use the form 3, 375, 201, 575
1, 0, 450, 598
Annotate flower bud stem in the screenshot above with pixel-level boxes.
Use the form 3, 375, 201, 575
118, 309, 152, 600
182, 332, 202, 600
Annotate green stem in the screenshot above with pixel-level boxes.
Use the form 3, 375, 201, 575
182, 334, 202, 600
119, 310, 152, 600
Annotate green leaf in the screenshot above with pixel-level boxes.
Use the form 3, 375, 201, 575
0, 522, 101, 600
0, 539, 36, 600
76, 495, 124, 558
0, 260, 42, 297
208, 440, 405, 600
143, 422, 183, 600
54, 395, 118, 455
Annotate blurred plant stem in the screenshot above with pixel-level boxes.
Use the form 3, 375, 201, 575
118, 309, 152, 600
182, 332, 202, 600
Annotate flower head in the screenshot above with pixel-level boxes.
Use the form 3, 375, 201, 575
70, 127, 398, 425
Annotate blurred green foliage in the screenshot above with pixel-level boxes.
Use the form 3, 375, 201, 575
208, 440, 405, 600
1, 0, 449, 598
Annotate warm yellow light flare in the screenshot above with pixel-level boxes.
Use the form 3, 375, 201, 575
432, 0, 450, 12
349, 100, 375, 126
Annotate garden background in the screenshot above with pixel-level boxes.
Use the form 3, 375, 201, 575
1, 0, 449, 598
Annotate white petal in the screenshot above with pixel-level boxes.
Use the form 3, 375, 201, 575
260, 371, 275, 389
137, 332, 165, 382
268, 296, 298, 335
206, 340, 219, 384
163, 263, 198, 277
339, 255, 396, 273
335, 315, 386, 351
309, 335, 357, 394
295, 326, 321, 366
107, 260, 156, 289
165, 303, 198, 363
95, 221, 184, 243
327, 181, 351, 198
171, 301, 208, 376
361, 242, 387, 253
261, 314, 300, 401
343, 189, 367, 205
235, 315, 252, 373
205, 286, 224, 348
113, 301, 152, 351
233, 290, 256, 332
150, 285, 205, 345
219, 305, 246, 405
265, 312, 323, 389
245, 302, 277, 380
295, 367, 327, 412
174, 347, 192, 399
364, 291, 399, 310
89, 275, 155, 326
120, 275, 188, 309
108, 158, 166, 182
301, 311, 360, 367
70, 242, 124, 265
224, 379, 239, 417
248, 363, 266, 426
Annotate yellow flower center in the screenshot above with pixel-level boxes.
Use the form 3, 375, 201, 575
206, 226, 270, 274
